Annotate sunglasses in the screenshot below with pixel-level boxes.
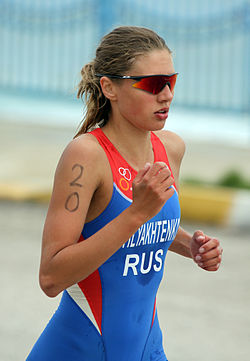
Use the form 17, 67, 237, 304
96, 73, 178, 95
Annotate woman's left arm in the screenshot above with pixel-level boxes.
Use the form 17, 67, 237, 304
155, 129, 223, 271
169, 226, 223, 271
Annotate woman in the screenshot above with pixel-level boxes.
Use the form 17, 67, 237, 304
27, 26, 222, 361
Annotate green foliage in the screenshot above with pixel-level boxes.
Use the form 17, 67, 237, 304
217, 170, 250, 190
183, 170, 250, 190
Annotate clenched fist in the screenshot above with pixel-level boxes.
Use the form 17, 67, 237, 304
130, 162, 175, 222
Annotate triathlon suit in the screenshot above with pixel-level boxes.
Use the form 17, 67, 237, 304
26, 128, 181, 361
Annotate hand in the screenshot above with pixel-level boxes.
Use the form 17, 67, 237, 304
190, 230, 223, 271
130, 162, 175, 222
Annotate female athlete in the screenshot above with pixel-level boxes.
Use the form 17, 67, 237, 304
26, 26, 223, 361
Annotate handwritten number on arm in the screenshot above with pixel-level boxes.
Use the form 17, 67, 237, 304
65, 192, 80, 212
70, 164, 83, 187
65, 164, 84, 212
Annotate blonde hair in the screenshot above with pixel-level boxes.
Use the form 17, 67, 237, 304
75, 26, 171, 137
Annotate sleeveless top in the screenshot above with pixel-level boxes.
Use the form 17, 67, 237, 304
26, 128, 181, 361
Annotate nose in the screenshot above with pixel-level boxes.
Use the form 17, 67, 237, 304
157, 84, 174, 103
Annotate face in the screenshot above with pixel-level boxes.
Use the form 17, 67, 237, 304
108, 49, 176, 131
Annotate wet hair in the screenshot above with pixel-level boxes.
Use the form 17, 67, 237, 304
75, 26, 171, 136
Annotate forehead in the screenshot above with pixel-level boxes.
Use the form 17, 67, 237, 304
130, 49, 175, 76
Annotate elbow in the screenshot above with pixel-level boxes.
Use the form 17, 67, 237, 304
39, 272, 61, 298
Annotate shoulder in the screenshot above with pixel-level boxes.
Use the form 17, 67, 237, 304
55, 132, 108, 187
60, 132, 105, 163
153, 129, 186, 163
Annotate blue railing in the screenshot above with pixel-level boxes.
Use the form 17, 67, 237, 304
0, 0, 249, 113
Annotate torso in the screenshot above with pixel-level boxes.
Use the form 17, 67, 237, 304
69, 127, 181, 360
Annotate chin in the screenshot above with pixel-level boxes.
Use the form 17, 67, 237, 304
151, 120, 166, 131
136, 119, 166, 132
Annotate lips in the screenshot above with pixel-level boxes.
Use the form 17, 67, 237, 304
154, 108, 169, 115
154, 108, 169, 120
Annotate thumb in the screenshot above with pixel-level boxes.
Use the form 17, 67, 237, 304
192, 230, 206, 245
134, 162, 151, 183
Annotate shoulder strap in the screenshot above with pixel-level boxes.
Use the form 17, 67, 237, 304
151, 132, 177, 189
90, 128, 135, 200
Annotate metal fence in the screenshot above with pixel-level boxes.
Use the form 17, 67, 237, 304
0, 0, 249, 113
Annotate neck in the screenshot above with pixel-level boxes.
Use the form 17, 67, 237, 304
102, 117, 154, 171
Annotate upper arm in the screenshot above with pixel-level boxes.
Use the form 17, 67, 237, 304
155, 130, 186, 190
41, 135, 104, 263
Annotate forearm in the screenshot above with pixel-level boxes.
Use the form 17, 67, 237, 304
40, 206, 144, 297
168, 226, 192, 258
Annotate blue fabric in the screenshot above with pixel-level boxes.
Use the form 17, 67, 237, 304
141, 311, 168, 361
26, 291, 106, 361
81, 184, 179, 361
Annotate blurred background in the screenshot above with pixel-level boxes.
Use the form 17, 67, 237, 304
0, 0, 250, 360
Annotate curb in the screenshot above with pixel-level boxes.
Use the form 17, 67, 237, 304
0, 183, 249, 227
0, 183, 51, 203
179, 185, 250, 227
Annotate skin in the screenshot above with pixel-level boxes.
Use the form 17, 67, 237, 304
39, 49, 223, 298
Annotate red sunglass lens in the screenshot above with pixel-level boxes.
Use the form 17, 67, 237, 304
133, 74, 177, 94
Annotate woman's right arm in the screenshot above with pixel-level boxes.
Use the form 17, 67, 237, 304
39, 136, 174, 297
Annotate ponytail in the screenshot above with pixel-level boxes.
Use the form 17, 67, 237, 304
74, 62, 110, 137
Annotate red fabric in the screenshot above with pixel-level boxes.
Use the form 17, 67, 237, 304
77, 234, 103, 334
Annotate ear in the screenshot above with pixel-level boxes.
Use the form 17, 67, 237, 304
99, 77, 118, 101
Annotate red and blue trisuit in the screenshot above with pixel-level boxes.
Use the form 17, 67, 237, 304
26, 128, 181, 361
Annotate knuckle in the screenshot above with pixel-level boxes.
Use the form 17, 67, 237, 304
201, 254, 208, 261
214, 238, 219, 246
216, 248, 221, 256
163, 175, 173, 185
152, 162, 163, 170
154, 162, 169, 172
156, 161, 167, 167
206, 266, 216, 271
163, 168, 171, 176
195, 230, 203, 236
